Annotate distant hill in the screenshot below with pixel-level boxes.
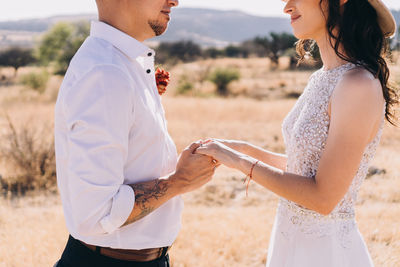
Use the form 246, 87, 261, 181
153, 8, 291, 46
0, 14, 96, 32
0, 8, 399, 48
0, 14, 96, 49
0, 9, 291, 48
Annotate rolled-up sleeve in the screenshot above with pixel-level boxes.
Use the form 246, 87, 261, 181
63, 65, 135, 236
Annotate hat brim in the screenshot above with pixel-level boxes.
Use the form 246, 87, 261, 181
368, 0, 397, 38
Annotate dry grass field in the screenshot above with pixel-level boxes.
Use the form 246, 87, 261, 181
0, 57, 399, 267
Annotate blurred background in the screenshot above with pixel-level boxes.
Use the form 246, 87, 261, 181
0, 1, 399, 266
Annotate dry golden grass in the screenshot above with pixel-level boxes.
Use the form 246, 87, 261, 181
166, 57, 313, 99
0, 58, 399, 266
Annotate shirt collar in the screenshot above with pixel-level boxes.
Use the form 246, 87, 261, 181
90, 20, 155, 60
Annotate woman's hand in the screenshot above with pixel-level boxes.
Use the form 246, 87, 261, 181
195, 139, 248, 170
209, 139, 249, 154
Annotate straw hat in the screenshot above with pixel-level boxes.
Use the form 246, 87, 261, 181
368, 0, 397, 38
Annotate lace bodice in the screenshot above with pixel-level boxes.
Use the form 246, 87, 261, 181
278, 63, 384, 240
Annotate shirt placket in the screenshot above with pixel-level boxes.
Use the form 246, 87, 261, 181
141, 51, 175, 172
142, 52, 170, 128
142, 52, 158, 101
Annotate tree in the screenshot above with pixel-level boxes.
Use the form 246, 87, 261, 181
203, 47, 224, 59
254, 33, 297, 68
56, 22, 90, 74
240, 39, 266, 57
253, 36, 270, 57
270, 33, 297, 65
156, 41, 202, 64
208, 68, 240, 96
224, 45, 248, 58
36, 22, 89, 74
0, 47, 35, 77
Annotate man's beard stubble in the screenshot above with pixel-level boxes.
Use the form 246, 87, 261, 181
148, 20, 167, 36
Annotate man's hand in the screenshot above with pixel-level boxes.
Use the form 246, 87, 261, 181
123, 142, 218, 226
170, 142, 218, 194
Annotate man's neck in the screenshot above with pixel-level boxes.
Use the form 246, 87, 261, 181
98, 16, 153, 42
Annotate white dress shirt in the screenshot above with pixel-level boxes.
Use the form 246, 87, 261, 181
55, 21, 183, 249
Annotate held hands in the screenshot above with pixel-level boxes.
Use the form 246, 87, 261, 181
195, 139, 244, 169
171, 141, 220, 194
195, 139, 262, 197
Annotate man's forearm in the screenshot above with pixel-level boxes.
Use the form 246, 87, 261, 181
123, 176, 180, 226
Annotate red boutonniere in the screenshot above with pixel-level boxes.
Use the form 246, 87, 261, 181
155, 68, 170, 96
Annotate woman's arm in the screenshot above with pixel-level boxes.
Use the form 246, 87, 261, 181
197, 72, 384, 215
211, 139, 287, 171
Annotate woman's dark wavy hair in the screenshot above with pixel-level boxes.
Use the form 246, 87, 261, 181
296, 0, 399, 125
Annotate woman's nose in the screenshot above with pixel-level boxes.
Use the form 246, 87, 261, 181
168, 0, 179, 7
284, 1, 294, 15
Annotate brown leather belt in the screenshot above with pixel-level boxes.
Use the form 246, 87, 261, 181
81, 241, 170, 262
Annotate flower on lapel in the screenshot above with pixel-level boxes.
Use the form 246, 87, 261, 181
155, 68, 170, 96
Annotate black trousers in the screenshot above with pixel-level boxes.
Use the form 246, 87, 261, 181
55, 235, 170, 267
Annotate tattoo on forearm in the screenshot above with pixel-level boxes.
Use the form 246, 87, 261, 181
124, 179, 170, 225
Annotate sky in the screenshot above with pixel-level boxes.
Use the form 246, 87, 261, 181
1, 0, 400, 22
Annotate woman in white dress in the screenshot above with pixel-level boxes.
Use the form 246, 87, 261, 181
195, 0, 398, 266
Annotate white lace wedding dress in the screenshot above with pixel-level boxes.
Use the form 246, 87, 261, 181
267, 63, 384, 267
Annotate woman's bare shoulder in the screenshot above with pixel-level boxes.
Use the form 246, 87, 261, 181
334, 67, 384, 109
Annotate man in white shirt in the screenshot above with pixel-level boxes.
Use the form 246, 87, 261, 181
54, 0, 217, 266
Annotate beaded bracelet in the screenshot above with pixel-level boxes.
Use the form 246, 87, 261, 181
244, 160, 260, 197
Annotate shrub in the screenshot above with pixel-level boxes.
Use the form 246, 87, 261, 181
20, 70, 50, 94
208, 68, 240, 96
176, 75, 194, 95
0, 115, 56, 195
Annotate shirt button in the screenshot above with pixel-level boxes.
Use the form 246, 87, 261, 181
147, 52, 153, 57
146, 69, 151, 74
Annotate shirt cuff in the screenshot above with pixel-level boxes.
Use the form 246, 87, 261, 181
99, 184, 135, 234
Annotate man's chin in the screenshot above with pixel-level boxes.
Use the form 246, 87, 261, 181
155, 28, 167, 37
148, 21, 168, 36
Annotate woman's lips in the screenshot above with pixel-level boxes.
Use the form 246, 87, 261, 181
291, 15, 301, 24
